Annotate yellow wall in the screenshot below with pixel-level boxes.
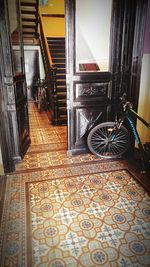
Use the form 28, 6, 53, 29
39, 0, 64, 14
41, 17, 65, 37
39, 0, 65, 37
137, 54, 150, 143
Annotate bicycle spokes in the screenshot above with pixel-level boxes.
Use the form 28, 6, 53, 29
87, 122, 130, 158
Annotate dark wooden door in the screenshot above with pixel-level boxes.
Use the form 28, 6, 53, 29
13, 73, 30, 161
65, 0, 112, 155
7, 0, 30, 161
65, 0, 148, 155
0, 0, 30, 172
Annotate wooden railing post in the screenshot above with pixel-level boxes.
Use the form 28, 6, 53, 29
35, 0, 39, 38
52, 66, 58, 124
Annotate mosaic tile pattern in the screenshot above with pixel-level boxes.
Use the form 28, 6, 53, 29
28, 101, 67, 145
15, 150, 105, 172
27, 169, 150, 266
29, 129, 66, 145
27, 143, 67, 153
0, 161, 127, 267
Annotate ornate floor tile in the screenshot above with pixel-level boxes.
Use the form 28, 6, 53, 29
15, 151, 107, 172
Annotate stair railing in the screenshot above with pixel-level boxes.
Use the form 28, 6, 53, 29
38, 12, 58, 123
35, 0, 39, 38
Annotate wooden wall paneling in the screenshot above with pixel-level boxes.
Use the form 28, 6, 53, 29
0, 1, 15, 172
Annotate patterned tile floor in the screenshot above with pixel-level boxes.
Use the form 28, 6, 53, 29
15, 102, 105, 172
27, 169, 150, 267
0, 101, 150, 267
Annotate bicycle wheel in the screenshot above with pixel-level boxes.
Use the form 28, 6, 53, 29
87, 122, 130, 158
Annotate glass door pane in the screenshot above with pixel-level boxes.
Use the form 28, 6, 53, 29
75, 0, 112, 72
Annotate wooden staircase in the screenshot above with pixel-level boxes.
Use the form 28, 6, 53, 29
47, 37, 67, 125
20, 0, 39, 42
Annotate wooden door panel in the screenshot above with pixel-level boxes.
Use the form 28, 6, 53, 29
67, 80, 111, 154
74, 106, 109, 149
14, 77, 30, 158
16, 101, 30, 155
73, 82, 111, 102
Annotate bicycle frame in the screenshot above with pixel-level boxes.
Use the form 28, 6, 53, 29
119, 107, 150, 172
109, 101, 150, 172
128, 108, 150, 143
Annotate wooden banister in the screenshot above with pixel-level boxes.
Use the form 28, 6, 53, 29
39, 12, 53, 67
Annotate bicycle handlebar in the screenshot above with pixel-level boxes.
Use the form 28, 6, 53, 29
120, 93, 150, 129
119, 93, 133, 112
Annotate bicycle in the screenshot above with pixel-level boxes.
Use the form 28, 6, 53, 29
35, 79, 47, 112
87, 93, 150, 172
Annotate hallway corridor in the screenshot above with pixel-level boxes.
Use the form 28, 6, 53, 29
15, 102, 106, 173
0, 101, 150, 267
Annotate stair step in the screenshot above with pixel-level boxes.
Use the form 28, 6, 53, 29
21, 0, 36, 3
22, 33, 36, 38
21, 5, 36, 10
57, 92, 66, 99
48, 41, 65, 45
48, 44, 65, 52
21, 11, 37, 15
22, 17, 37, 23
57, 100, 66, 107
57, 85, 66, 93
50, 48, 65, 53
21, 9, 36, 15
57, 80, 66, 86
56, 68, 66, 73
51, 53, 65, 59
22, 24, 36, 29
47, 37, 65, 42
53, 58, 65, 63
21, 13, 36, 18
21, 2, 37, 7
56, 74, 66, 79
22, 28, 36, 33
48, 38, 65, 42
22, 21, 36, 26
58, 107, 67, 115
54, 62, 66, 68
